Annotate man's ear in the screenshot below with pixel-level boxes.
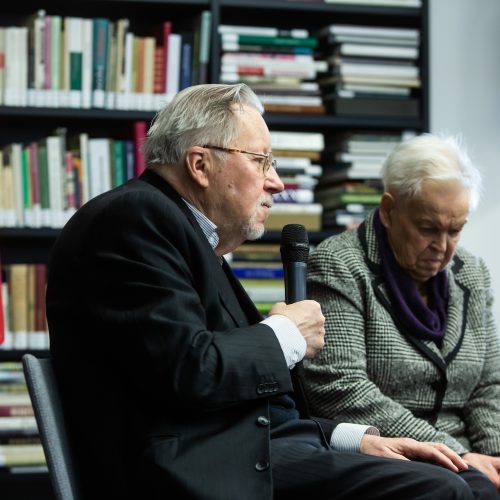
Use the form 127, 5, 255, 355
185, 146, 211, 188
379, 192, 395, 228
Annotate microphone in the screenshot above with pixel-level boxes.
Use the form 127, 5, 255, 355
280, 224, 309, 304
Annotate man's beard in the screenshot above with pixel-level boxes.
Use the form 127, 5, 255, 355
241, 196, 273, 241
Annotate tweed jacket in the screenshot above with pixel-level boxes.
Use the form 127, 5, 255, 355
305, 210, 500, 455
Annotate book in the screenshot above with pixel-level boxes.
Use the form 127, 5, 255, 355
0, 443, 45, 467
271, 131, 324, 151
218, 25, 309, 39
221, 34, 318, 49
230, 262, 284, 279
325, 0, 421, 6
92, 18, 110, 108
324, 95, 419, 118
318, 24, 419, 42
0, 405, 34, 417
265, 203, 322, 231
179, 32, 194, 90
338, 43, 419, 60
164, 32, 180, 97
133, 121, 148, 177
152, 20, 172, 94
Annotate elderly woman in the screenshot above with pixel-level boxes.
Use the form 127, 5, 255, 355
305, 133, 500, 488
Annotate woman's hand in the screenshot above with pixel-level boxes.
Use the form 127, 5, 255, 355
462, 452, 500, 489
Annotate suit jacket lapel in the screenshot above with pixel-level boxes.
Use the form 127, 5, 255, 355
138, 169, 261, 328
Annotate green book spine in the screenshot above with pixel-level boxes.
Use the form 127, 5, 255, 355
37, 143, 50, 211
237, 35, 317, 48
21, 147, 31, 210
70, 53, 83, 91
112, 140, 125, 187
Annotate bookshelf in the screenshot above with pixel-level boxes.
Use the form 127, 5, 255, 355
0, 1, 428, 496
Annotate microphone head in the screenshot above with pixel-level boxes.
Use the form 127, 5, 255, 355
280, 224, 309, 264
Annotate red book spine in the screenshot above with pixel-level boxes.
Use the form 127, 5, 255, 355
133, 121, 148, 176
0, 257, 4, 345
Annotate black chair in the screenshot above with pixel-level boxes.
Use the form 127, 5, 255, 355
22, 354, 81, 500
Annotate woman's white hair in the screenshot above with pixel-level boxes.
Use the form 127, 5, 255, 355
381, 133, 482, 211
143, 83, 264, 166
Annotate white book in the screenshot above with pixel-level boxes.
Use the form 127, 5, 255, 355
79, 132, 90, 205
243, 285, 285, 303
9, 144, 24, 227
67, 17, 84, 108
339, 62, 419, 78
4, 27, 20, 106
271, 131, 325, 151
32, 10, 46, 106
117, 31, 134, 109
322, 24, 419, 41
328, 35, 419, 47
325, 0, 421, 6
340, 43, 419, 59
46, 136, 64, 228
271, 202, 323, 214
166, 33, 181, 98
18, 28, 29, 107
81, 18, 93, 109
274, 156, 312, 167
258, 95, 322, 106
218, 25, 309, 39
88, 138, 111, 198
50, 16, 62, 108
0, 282, 13, 350
0, 416, 37, 432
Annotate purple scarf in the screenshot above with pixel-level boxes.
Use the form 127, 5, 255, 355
373, 210, 448, 344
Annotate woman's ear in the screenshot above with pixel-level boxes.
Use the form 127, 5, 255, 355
379, 192, 395, 228
184, 146, 211, 188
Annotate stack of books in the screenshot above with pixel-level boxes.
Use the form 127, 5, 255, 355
218, 24, 325, 114
316, 23, 421, 118
0, 362, 45, 472
227, 243, 284, 314
268, 130, 324, 231
316, 131, 414, 229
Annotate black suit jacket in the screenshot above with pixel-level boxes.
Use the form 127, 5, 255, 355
46, 169, 315, 499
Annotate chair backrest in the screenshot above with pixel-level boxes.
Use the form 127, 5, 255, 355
22, 354, 81, 500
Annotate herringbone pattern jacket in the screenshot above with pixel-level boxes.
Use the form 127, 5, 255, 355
305, 210, 500, 454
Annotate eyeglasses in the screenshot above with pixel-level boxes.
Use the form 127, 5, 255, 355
202, 145, 277, 176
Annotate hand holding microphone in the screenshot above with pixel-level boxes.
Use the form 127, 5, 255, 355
268, 224, 325, 358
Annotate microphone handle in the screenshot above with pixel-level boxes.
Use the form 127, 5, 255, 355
284, 262, 307, 304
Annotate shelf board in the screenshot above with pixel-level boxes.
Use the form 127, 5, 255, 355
264, 113, 422, 129
219, 0, 422, 16
0, 350, 50, 361
0, 106, 422, 130
0, 106, 155, 121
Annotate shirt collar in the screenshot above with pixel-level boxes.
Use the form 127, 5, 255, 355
182, 199, 219, 251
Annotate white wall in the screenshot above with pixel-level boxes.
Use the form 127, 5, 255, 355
429, 0, 500, 326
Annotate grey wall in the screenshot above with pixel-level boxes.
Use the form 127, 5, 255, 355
429, 0, 500, 326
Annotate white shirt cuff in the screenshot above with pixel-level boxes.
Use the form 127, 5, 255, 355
330, 423, 380, 452
261, 314, 306, 369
